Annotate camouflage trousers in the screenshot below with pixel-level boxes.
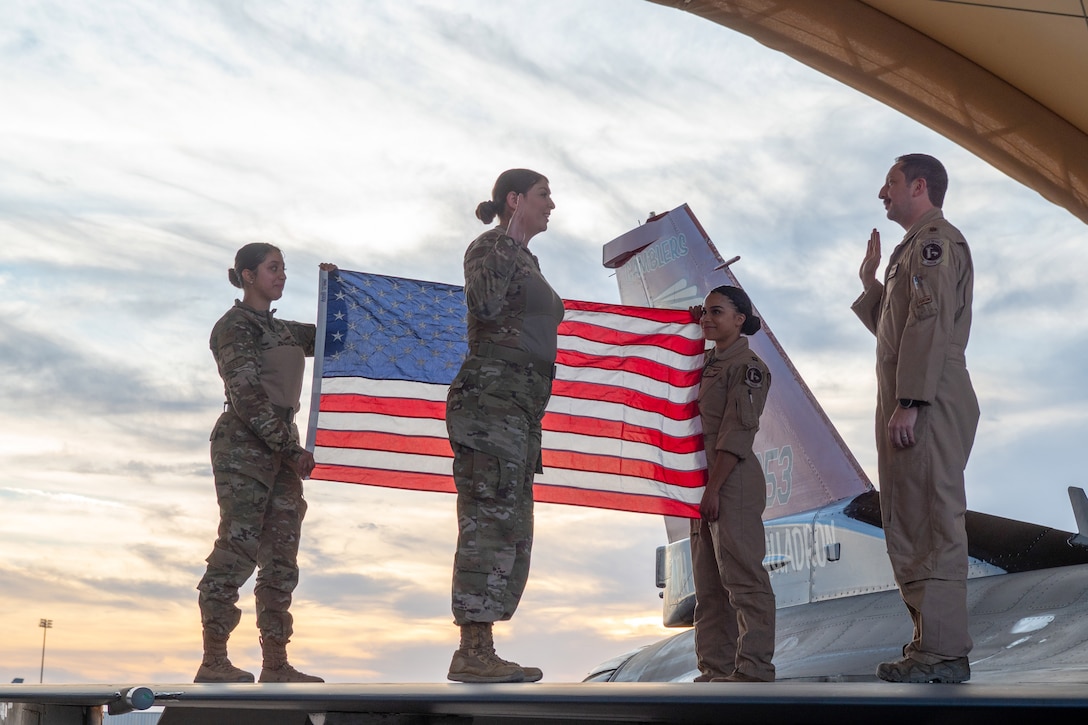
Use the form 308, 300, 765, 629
451, 443, 536, 625
197, 465, 308, 643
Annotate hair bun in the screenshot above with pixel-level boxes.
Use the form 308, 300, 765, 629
743, 316, 762, 336
475, 199, 499, 224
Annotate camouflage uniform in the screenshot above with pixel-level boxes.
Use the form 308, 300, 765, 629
447, 227, 563, 625
852, 208, 978, 664
197, 300, 316, 645
690, 337, 776, 682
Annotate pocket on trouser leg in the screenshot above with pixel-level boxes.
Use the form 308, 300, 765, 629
454, 450, 519, 572
453, 449, 524, 619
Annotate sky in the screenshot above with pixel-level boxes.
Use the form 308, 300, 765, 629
2, 0, 1087, 686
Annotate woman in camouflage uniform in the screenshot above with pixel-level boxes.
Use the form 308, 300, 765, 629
445, 169, 562, 683
195, 242, 332, 684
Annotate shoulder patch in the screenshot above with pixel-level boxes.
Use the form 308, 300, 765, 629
222, 357, 248, 373
744, 364, 764, 388
920, 240, 945, 266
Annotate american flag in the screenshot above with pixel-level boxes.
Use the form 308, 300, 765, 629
305, 270, 707, 517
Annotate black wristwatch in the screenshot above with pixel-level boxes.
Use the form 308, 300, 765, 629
899, 398, 923, 408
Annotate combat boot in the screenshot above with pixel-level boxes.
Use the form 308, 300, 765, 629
194, 630, 255, 683
258, 636, 324, 683
876, 655, 970, 683
476, 622, 543, 683
714, 670, 773, 683
448, 622, 539, 683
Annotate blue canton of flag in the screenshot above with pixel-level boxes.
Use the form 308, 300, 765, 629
322, 271, 468, 385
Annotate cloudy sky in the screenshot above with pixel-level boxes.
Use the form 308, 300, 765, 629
2, 0, 1087, 686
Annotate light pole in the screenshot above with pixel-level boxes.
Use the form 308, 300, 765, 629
38, 619, 53, 684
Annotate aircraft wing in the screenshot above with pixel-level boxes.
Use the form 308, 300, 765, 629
5, 680, 1088, 723
589, 563, 1088, 685
647, 0, 1088, 225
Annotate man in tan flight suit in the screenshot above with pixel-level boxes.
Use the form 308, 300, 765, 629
852, 154, 979, 683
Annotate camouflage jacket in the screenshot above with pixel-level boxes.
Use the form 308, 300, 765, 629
210, 301, 316, 461
447, 227, 560, 462
463, 227, 561, 357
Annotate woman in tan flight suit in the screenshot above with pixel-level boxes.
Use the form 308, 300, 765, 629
689, 285, 776, 683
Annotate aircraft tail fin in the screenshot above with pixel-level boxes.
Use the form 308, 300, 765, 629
604, 204, 873, 542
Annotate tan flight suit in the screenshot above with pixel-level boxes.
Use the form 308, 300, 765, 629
446, 227, 564, 626
690, 337, 776, 681
852, 208, 979, 664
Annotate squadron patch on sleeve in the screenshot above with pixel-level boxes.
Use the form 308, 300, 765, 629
920, 240, 945, 266
744, 364, 764, 388
222, 356, 248, 373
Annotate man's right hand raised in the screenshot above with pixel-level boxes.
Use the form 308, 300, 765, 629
859, 228, 882, 290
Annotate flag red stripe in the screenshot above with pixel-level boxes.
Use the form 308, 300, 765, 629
315, 429, 453, 456
534, 485, 700, 517
312, 463, 700, 517
557, 348, 702, 388
311, 464, 455, 493
542, 413, 702, 454
559, 319, 704, 356
544, 449, 705, 487
551, 379, 699, 420
562, 299, 695, 325
319, 394, 446, 419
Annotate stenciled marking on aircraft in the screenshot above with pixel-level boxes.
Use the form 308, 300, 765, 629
621, 232, 690, 284
1011, 615, 1055, 634
757, 445, 793, 508
764, 520, 840, 574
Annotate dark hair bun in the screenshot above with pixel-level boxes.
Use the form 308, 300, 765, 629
742, 316, 762, 336
476, 200, 499, 224
230, 242, 280, 289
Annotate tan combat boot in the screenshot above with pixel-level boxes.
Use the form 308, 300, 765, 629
194, 630, 255, 683
258, 636, 324, 683
447, 622, 541, 683
476, 622, 543, 683
876, 655, 970, 683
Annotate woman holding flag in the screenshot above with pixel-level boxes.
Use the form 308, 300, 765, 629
195, 242, 334, 684
445, 169, 562, 683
